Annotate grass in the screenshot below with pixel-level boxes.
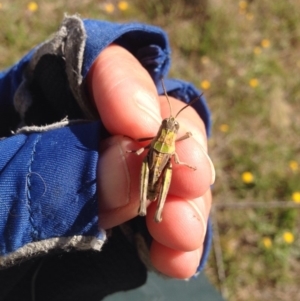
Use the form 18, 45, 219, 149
0, 0, 300, 300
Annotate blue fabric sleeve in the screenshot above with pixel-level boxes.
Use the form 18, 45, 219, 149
0, 122, 105, 265
0, 17, 212, 274
82, 19, 171, 82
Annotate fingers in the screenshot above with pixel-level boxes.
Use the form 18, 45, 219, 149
97, 132, 213, 229
146, 195, 210, 252
147, 190, 212, 279
98, 132, 213, 279
88, 44, 214, 279
150, 242, 203, 279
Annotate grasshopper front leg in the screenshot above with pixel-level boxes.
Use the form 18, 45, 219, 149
176, 131, 193, 142
139, 155, 149, 216
126, 140, 153, 156
154, 160, 172, 223
174, 132, 196, 170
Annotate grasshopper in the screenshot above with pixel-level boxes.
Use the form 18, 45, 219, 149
128, 80, 201, 222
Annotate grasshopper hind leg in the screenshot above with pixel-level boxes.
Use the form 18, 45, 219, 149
138, 156, 149, 216
173, 152, 196, 170
154, 161, 172, 223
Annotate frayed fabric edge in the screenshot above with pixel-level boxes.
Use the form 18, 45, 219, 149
0, 232, 106, 269
14, 14, 96, 124
14, 118, 92, 134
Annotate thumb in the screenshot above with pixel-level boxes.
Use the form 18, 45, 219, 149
97, 135, 142, 229
87, 44, 162, 139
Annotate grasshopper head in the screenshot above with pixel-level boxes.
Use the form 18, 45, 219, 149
162, 117, 180, 133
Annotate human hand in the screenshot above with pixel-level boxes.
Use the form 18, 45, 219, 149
87, 45, 215, 279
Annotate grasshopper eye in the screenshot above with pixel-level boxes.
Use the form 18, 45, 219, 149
162, 119, 168, 127
175, 120, 180, 130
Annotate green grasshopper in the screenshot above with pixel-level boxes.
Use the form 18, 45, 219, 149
128, 80, 201, 222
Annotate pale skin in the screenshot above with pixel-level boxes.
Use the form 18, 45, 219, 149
87, 44, 215, 279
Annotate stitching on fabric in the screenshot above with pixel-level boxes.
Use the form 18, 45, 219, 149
26, 134, 42, 241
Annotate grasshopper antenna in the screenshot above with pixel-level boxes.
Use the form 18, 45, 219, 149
161, 79, 173, 117
175, 93, 204, 118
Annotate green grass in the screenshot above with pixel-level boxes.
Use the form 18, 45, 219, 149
1, 0, 300, 300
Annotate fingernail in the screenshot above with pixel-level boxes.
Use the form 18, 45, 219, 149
98, 137, 131, 211
133, 89, 161, 125
187, 198, 207, 245
199, 145, 216, 185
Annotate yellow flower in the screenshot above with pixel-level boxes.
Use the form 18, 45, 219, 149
238, 1, 247, 14
104, 3, 115, 13
219, 124, 229, 133
249, 78, 259, 88
262, 237, 272, 249
0, 3, 3, 10
242, 171, 254, 184
200, 80, 211, 90
292, 192, 300, 203
283, 231, 294, 244
289, 160, 298, 171
239, 1, 248, 10
118, 1, 128, 11
261, 39, 271, 48
253, 46, 262, 55
27, 1, 38, 12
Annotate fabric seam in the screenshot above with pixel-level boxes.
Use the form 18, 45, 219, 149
26, 134, 42, 241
